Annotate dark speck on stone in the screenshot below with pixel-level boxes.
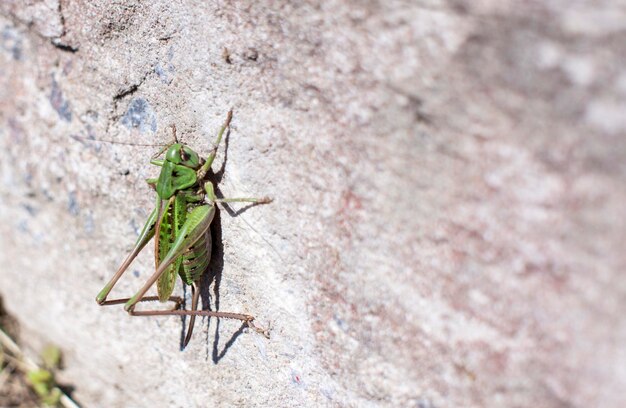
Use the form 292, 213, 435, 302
130, 218, 140, 235
20, 203, 38, 216
333, 314, 348, 331
50, 78, 72, 122
416, 398, 436, 408
133, 270, 140, 278
84, 212, 94, 234
1, 26, 22, 60
17, 220, 28, 233
68, 191, 79, 216
121, 98, 157, 133
154, 64, 172, 84
244, 47, 259, 61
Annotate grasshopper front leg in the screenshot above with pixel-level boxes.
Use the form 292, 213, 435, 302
96, 208, 158, 304
95, 205, 188, 310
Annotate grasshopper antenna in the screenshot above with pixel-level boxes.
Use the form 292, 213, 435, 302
70, 134, 168, 148
171, 124, 180, 144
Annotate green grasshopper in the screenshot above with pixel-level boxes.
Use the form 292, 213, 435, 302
95, 110, 271, 346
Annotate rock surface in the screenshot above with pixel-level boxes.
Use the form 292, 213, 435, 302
1, 1, 625, 407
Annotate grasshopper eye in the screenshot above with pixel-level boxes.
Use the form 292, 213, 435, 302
180, 147, 189, 161
180, 146, 200, 168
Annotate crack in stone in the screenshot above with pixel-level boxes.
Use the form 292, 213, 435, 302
113, 69, 151, 100
51, 0, 79, 52
0, 2, 79, 53
105, 68, 155, 136
51, 38, 78, 52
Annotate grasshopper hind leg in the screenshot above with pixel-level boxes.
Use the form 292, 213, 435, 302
99, 295, 183, 310
183, 282, 201, 347
126, 307, 269, 341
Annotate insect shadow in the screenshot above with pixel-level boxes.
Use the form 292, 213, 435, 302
178, 126, 263, 361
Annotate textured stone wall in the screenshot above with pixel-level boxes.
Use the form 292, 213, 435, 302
1, 1, 625, 407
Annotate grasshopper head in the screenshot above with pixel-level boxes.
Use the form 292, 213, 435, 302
156, 144, 200, 199
165, 143, 200, 169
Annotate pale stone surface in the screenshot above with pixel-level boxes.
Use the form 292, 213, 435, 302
1, 1, 625, 407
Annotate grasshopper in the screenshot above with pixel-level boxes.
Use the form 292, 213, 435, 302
95, 110, 271, 346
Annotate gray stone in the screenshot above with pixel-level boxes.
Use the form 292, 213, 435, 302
0, 1, 625, 407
